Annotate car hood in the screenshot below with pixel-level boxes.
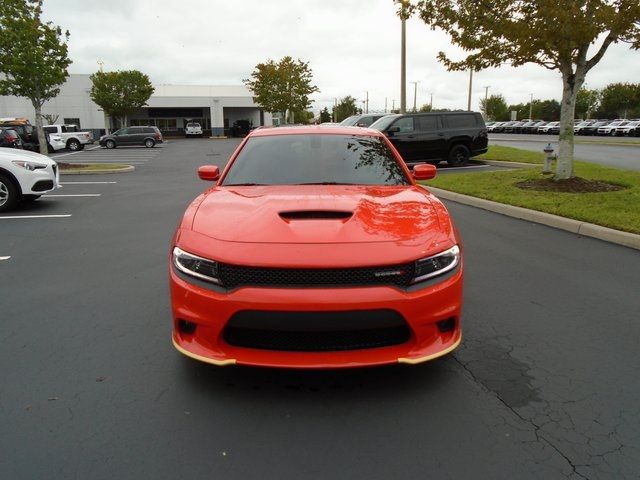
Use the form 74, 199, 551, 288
191, 185, 443, 245
0, 147, 56, 165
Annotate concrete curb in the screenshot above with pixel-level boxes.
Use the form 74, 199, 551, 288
479, 159, 539, 168
61, 165, 135, 175
426, 186, 640, 251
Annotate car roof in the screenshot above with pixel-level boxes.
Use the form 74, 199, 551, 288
249, 125, 385, 138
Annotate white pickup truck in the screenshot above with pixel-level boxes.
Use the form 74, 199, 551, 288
184, 121, 203, 137
43, 124, 94, 151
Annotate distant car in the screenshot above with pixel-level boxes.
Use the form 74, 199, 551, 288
0, 148, 59, 211
99, 126, 163, 148
538, 122, 560, 134
522, 121, 546, 134
581, 121, 609, 136
43, 124, 93, 151
230, 120, 252, 137
597, 121, 628, 136
487, 121, 507, 133
339, 114, 389, 128
614, 121, 640, 137
184, 122, 203, 138
515, 121, 536, 133
574, 121, 594, 135
503, 121, 525, 133
0, 128, 23, 149
370, 111, 488, 167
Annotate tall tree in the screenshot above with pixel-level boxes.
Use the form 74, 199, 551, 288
333, 96, 358, 122
480, 94, 509, 121
596, 82, 640, 118
405, 1, 640, 180
244, 56, 319, 124
319, 107, 332, 123
89, 70, 154, 129
575, 87, 601, 119
0, 0, 71, 155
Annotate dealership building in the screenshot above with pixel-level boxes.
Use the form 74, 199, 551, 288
0, 74, 273, 137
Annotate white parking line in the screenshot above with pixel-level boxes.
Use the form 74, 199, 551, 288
0, 214, 72, 219
51, 145, 101, 159
43, 194, 101, 197
0, 256, 10, 261
60, 181, 117, 185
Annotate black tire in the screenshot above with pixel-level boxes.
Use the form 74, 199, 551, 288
0, 174, 19, 212
105, 139, 116, 149
447, 144, 471, 167
67, 139, 81, 151
144, 138, 155, 148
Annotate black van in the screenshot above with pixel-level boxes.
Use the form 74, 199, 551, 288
370, 112, 488, 166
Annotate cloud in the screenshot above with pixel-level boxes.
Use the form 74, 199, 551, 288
42, 0, 640, 114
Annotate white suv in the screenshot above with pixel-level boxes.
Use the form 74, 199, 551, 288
0, 148, 59, 212
185, 122, 203, 137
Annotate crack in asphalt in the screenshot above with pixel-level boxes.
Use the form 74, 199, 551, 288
452, 353, 589, 479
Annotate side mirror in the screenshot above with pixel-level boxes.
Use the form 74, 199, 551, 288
198, 165, 220, 181
412, 164, 437, 180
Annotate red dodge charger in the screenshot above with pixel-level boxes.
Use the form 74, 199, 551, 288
170, 126, 463, 368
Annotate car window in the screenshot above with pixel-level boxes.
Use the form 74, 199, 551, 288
44, 126, 57, 134
222, 134, 410, 186
370, 115, 400, 131
416, 116, 438, 131
393, 117, 414, 133
446, 115, 477, 128
118, 128, 130, 135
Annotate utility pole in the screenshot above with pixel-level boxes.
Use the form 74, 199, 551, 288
385, 97, 388, 113
429, 93, 433, 109
392, 99, 396, 112
467, 69, 474, 111
483, 86, 490, 118
333, 97, 337, 122
529, 93, 534, 120
365, 91, 369, 114
411, 81, 420, 112
399, 1, 407, 114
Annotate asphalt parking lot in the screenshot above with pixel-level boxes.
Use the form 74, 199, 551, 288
2, 138, 639, 479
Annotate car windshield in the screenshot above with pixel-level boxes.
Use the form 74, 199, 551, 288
187, 123, 200, 127
369, 115, 401, 131
221, 134, 410, 186
338, 115, 359, 126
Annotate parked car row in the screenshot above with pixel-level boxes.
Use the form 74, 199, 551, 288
488, 119, 640, 136
0, 117, 95, 152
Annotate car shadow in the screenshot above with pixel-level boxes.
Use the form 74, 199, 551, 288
178, 354, 455, 403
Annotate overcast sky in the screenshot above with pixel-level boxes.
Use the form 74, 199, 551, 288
43, 0, 640, 114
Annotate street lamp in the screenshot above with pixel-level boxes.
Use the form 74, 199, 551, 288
396, 0, 409, 114
411, 81, 420, 112
529, 93, 534, 120
483, 86, 491, 118
467, 69, 474, 111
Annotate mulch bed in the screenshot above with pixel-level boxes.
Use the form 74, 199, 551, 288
515, 177, 626, 193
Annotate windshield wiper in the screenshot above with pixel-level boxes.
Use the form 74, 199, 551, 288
295, 182, 353, 185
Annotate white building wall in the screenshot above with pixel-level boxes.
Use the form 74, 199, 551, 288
0, 74, 272, 135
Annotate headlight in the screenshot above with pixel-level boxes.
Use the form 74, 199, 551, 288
173, 247, 221, 284
12, 160, 48, 171
412, 245, 460, 283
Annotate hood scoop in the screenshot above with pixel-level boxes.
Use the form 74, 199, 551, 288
279, 210, 353, 221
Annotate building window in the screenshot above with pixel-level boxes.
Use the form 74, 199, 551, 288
64, 118, 81, 128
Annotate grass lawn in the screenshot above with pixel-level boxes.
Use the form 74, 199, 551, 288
424, 150, 640, 234
476, 145, 544, 164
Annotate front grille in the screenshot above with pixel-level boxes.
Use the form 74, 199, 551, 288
223, 310, 411, 352
217, 262, 415, 289
32, 180, 54, 192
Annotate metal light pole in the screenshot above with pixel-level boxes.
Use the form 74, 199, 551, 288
529, 93, 534, 120
365, 91, 369, 114
483, 86, 490, 118
411, 81, 420, 112
385, 97, 388, 113
429, 93, 433, 109
467, 69, 474, 111
392, 99, 396, 112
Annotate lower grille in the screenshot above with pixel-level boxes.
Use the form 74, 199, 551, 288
32, 180, 54, 192
223, 310, 411, 352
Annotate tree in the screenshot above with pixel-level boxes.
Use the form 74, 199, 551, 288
244, 56, 319, 124
319, 107, 332, 123
333, 96, 358, 122
575, 87, 601, 119
0, 0, 71, 155
596, 82, 640, 118
406, 0, 640, 180
480, 94, 509, 121
42, 113, 60, 124
89, 70, 154, 129
419, 104, 432, 112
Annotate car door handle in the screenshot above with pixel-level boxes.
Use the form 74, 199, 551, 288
437, 133, 445, 137
407, 135, 415, 139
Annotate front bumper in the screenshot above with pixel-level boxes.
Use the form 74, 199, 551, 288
170, 264, 463, 369
23, 164, 59, 195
